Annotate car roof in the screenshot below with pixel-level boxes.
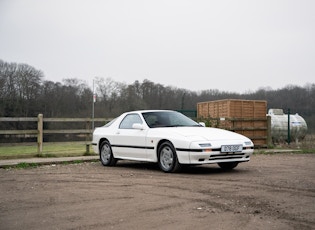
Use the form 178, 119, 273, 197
124, 110, 176, 114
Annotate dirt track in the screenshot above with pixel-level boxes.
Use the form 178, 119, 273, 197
1, 153, 315, 230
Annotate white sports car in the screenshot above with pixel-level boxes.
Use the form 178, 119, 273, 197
92, 110, 254, 173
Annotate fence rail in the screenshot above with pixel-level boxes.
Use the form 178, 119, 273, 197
0, 114, 111, 154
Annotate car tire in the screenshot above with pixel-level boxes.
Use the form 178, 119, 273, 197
218, 162, 239, 170
158, 141, 181, 173
99, 140, 117, 166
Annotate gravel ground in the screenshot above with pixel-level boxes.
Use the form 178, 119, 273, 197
0, 153, 314, 230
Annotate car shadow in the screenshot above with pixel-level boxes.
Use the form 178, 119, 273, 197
112, 160, 245, 175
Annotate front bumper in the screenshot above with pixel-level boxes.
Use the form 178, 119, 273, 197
176, 148, 253, 164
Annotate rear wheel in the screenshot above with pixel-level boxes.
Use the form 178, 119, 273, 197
99, 140, 117, 166
158, 141, 181, 173
218, 162, 239, 170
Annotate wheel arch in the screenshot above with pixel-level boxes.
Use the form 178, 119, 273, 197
156, 139, 174, 157
99, 138, 110, 151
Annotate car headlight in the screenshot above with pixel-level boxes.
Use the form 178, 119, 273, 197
244, 141, 252, 145
199, 143, 212, 147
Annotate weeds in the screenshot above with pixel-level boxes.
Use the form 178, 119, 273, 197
15, 162, 39, 169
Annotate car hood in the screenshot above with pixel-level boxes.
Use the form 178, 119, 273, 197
165, 127, 249, 142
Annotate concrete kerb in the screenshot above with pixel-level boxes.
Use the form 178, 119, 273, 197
254, 149, 303, 154
0, 156, 99, 168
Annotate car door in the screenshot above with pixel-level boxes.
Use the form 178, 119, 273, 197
112, 113, 147, 160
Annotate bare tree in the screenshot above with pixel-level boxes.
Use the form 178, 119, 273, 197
0, 60, 43, 116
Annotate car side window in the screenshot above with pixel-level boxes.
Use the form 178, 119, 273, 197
119, 114, 143, 129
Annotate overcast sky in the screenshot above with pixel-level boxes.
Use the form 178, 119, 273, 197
1, 0, 314, 93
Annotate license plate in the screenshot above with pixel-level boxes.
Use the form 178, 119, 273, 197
221, 145, 243, 153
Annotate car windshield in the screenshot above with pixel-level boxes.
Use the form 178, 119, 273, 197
142, 111, 200, 128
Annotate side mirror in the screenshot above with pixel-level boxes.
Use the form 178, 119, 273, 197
199, 122, 206, 127
132, 123, 145, 130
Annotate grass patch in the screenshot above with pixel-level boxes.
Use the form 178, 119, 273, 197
300, 149, 315, 154
15, 162, 39, 169
0, 142, 97, 160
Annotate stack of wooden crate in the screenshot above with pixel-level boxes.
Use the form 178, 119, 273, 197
197, 99, 268, 147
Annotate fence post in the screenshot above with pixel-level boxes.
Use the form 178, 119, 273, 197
267, 115, 272, 147
85, 120, 91, 154
37, 114, 43, 154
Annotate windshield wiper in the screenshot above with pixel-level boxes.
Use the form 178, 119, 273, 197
164, 124, 199, 127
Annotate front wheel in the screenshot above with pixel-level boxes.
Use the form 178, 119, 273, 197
218, 162, 239, 170
99, 140, 117, 166
158, 141, 181, 173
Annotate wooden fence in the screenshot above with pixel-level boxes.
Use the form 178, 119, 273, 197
0, 114, 272, 154
0, 114, 111, 154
